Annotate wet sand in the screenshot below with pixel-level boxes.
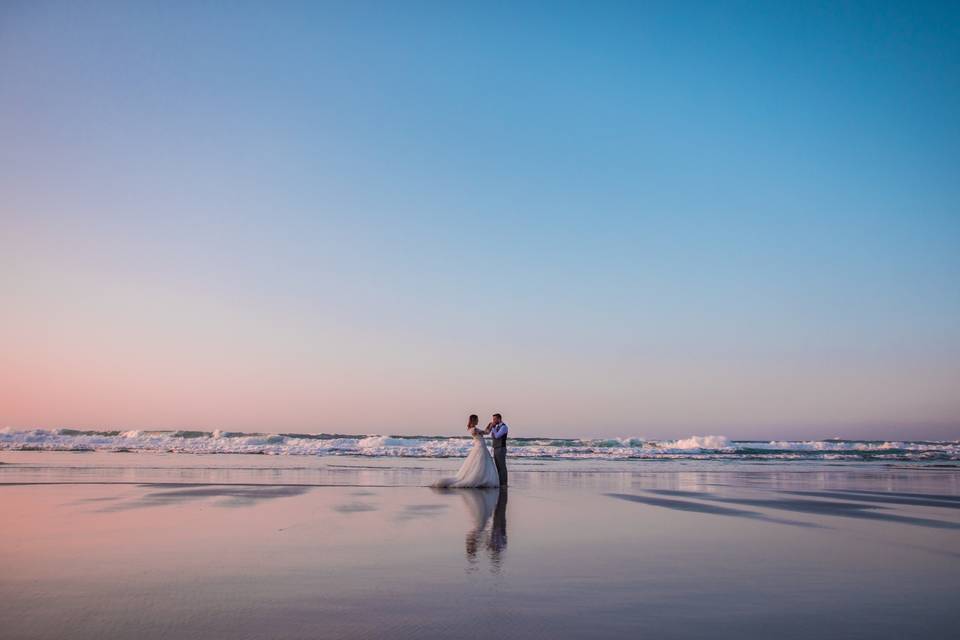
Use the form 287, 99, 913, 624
2, 452, 959, 639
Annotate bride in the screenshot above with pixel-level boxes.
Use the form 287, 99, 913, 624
432, 415, 500, 488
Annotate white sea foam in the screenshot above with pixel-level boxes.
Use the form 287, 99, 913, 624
357, 436, 428, 449
660, 435, 733, 450
0, 428, 956, 461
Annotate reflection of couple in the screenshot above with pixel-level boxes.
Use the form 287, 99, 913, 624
462, 488, 508, 571
433, 414, 509, 488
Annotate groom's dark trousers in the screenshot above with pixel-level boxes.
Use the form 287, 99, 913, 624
492, 441, 508, 486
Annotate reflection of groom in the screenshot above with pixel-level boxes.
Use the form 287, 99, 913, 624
488, 488, 507, 563
484, 413, 508, 486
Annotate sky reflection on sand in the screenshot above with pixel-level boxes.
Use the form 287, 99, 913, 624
99, 484, 315, 511
1, 453, 959, 639
645, 488, 960, 529
605, 492, 823, 528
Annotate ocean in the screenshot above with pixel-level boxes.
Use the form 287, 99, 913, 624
2, 428, 958, 462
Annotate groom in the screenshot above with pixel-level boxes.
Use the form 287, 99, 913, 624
485, 413, 509, 486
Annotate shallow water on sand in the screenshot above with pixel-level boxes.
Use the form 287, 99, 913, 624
2, 452, 959, 639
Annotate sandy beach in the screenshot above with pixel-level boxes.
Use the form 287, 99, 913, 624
2, 452, 958, 639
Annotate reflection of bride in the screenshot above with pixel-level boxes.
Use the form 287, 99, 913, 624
432, 415, 500, 488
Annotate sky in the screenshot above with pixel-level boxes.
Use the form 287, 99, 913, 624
1, 1, 958, 440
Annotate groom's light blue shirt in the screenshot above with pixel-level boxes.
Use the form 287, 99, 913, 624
491, 422, 509, 439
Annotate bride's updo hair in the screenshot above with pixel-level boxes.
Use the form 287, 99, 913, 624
467, 414, 479, 430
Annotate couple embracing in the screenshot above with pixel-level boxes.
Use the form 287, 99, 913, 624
433, 413, 509, 488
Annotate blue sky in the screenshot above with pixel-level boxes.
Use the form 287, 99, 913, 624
1, 1, 958, 438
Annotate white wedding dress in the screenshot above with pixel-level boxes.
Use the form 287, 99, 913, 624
433, 429, 500, 488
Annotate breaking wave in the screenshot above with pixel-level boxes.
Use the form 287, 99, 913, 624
0, 428, 957, 461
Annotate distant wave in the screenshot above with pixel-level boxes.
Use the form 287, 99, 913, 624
1, 428, 957, 461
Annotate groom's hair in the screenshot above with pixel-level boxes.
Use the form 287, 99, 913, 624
469, 414, 478, 422
493, 413, 502, 420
